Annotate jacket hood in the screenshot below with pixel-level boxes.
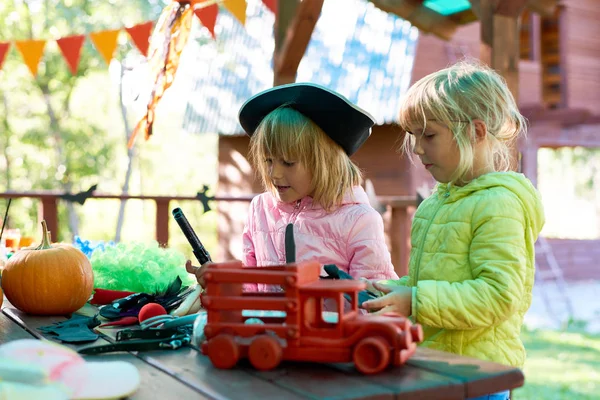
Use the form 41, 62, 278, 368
436, 172, 545, 237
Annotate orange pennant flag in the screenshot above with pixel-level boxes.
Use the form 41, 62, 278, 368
56, 35, 85, 75
223, 0, 246, 26
125, 21, 153, 57
15, 40, 46, 77
90, 29, 120, 65
262, 0, 277, 15
194, 1, 219, 38
0, 42, 10, 71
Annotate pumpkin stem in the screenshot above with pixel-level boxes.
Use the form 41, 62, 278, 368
35, 221, 53, 250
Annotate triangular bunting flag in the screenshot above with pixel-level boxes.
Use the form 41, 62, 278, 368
262, 0, 277, 15
194, 1, 219, 38
15, 40, 46, 77
56, 34, 85, 75
90, 29, 120, 65
0, 42, 10, 71
223, 0, 246, 26
125, 21, 153, 57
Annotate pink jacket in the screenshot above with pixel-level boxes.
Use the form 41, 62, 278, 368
242, 186, 398, 291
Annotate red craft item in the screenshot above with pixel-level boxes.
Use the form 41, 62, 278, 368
98, 316, 138, 328
200, 261, 424, 375
90, 288, 137, 305
138, 303, 167, 323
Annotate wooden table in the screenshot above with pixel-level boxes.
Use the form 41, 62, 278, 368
0, 302, 524, 400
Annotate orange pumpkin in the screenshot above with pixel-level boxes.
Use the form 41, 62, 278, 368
1, 221, 93, 315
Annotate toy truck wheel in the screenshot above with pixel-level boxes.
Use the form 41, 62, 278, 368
248, 335, 282, 371
207, 334, 240, 369
353, 337, 390, 375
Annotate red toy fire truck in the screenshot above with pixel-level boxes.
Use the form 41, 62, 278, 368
200, 260, 423, 374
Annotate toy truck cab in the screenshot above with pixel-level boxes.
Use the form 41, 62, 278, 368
200, 261, 423, 374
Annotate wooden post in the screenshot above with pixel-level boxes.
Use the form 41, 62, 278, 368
40, 197, 59, 242
472, 0, 527, 170
155, 199, 170, 247
519, 136, 539, 187
389, 205, 412, 277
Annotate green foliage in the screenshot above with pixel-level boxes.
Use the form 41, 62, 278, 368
0, 0, 219, 249
514, 327, 600, 400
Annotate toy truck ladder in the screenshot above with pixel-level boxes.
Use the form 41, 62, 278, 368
201, 260, 323, 341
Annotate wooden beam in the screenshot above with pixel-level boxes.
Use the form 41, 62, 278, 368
369, 0, 458, 40
525, 0, 559, 17
473, 0, 523, 170
474, 0, 521, 96
273, 0, 324, 86
450, 9, 478, 25
471, 0, 549, 17
520, 106, 600, 127
495, 0, 528, 17
273, 0, 299, 61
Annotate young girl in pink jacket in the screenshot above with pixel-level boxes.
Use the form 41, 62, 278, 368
187, 83, 398, 289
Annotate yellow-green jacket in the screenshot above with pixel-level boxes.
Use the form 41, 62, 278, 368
383, 172, 544, 367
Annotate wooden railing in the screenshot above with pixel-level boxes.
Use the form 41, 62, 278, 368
0, 191, 416, 275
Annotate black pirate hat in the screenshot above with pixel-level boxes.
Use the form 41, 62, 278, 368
238, 83, 376, 156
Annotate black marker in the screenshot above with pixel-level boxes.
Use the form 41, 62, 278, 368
172, 207, 212, 265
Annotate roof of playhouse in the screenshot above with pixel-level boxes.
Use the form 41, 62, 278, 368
181, 0, 418, 135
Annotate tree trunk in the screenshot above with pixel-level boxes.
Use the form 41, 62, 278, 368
115, 61, 136, 242
41, 89, 80, 238
1, 93, 12, 190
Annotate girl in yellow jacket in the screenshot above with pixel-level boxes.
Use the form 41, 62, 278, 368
362, 60, 545, 395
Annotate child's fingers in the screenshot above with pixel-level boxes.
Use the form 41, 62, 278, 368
359, 278, 378, 294
361, 293, 393, 310
185, 260, 196, 275
372, 281, 395, 294
370, 305, 399, 316
185, 260, 207, 287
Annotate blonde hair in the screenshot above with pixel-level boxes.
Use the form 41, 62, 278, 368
249, 107, 362, 211
398, 59, 527, 184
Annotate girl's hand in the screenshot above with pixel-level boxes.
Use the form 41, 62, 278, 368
185, 259, 213, 288
361, 282, 412, 317
359, 278, 381, 296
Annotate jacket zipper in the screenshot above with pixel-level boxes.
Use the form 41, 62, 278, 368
289, 199, 302, 224
413, 189, 450, 284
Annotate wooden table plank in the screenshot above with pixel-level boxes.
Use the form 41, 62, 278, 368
85, 353, 211, 400
135, 347, 309, 400
407, 347, 525, 398
0, 311, 36, 343
97, 325, 314, 400
1, 303, 525, 400
247, 362, 396, 400
98, 326, 395, 400
1, 307, 210, 399
3, 306, 310, 400
331, 362, 465, 400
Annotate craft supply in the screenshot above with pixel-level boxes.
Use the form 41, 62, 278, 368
172, 207, 212, 265
138, 303, 167, 322
91, 241, 194, 293
0, 339, 140, 398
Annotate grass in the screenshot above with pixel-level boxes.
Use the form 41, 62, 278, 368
512, 327, 600, 399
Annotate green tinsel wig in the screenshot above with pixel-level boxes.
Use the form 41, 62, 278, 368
91, 241, 195, 294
